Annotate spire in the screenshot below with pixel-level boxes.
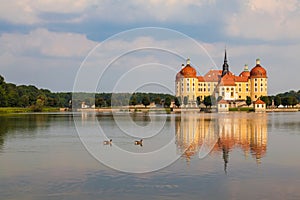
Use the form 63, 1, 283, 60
222, 49, 229, 77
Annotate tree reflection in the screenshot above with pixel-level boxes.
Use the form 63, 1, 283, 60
0, 114, 53, 150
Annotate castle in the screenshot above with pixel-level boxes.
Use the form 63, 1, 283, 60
175, 50, 268, 106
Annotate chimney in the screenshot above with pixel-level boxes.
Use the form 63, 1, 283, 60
181, 64, 185, 69
244, 64, 249, 71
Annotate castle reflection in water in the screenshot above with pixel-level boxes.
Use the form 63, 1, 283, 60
175, 113, 267, 169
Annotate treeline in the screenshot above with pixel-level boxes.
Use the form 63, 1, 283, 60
260, 90, 300, 107
0, 75, 175, 109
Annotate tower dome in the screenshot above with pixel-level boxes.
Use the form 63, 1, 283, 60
239, 64, 250, 77
179, 58, 197, 78
250, 59, 267, 78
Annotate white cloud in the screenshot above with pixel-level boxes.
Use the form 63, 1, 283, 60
0, 0, 217, 24
0, 28, 97, 57
0, 0, 93, 24
226, 0, 300, 40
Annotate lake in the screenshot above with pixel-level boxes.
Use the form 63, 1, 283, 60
0, 111, 300, 200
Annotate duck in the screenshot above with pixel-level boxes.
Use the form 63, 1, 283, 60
134, 139, 143, 146
103, 139, 112, 145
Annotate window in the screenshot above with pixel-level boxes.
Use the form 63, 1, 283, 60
246, 88, 248, 92
204, 88, 206, 92
204, 83, 206, 86
187, 78, 189, 82
261, 83, 263, 86
255, 95, 257, 98
193, 83, 194, 86
187, 88, 189, 92
231, 88, 234, 91
255, 88, 257, 92
261, 88, 263, 92
239, 95, 241, 98
246, 84, 248, 87
208, 88, 210, 92
200, 88, 202, 92
255, 78, 257, 82
231, 92, 234, 97
255, 83, 257, 86
222, 88, 225, 91
187, 83, 189, 86
222, 92, 225, 96
208, 83, 210, 86
239, 88, 241, 92
198, 88, 200, 92
239, 84, 241, 87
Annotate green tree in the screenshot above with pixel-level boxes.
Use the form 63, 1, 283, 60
183, 96, 188, 106
142, 95, 150, 108
203, 96, 212, 108
246, 96, 252, 107
174, 97, 181, 108
260, 96, 271, 106
154, 97, 161, 106
0, 75, 4, 85
196, 96, 201, 106
164, 97, 171, 108
19, 95, 29, 107
274, 96, 281, 107
130, 95, 137, 106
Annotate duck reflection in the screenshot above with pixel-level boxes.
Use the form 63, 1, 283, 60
175, 113, 268, 170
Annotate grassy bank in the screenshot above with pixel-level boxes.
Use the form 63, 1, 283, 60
0, 107, 60, 114
229, 107, 254, 112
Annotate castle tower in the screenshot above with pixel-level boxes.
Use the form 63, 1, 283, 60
221, 50, 229, 77
250, 59, 268, 101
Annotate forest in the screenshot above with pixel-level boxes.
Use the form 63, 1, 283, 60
0, 75, 175, 109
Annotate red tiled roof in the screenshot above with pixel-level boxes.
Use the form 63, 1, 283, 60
239, 71, 250, 77
197, 76, 205, 82
218, 99, 228, 104
254, 99, 266, 104
250, 64, 267, 78
234, 76, 249, 82
203, 70, 222, 82
219, 73, 236, 86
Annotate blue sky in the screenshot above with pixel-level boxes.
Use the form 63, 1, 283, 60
0, 0, 299, 94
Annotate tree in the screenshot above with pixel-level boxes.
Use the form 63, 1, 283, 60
203, 96, 212, 108
260, 96, 271, 106
196, 96, 201, 106
0, 75, 4, 85
246, 96, 252, 107
142, 95, 150, 108
183, 96, 188, 106
129, 95, 137, 106
164, 97, 171, 108
174, 97, 180, 108
154, 97, 161, 106
274, 96, 281, 107
19, 95, 29, 107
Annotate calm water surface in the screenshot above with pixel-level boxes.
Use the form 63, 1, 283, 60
0, 112, 300, 200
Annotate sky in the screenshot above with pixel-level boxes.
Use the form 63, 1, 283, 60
0, 0, 300, 95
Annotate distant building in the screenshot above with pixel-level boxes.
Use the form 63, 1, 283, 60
217, 99, 229, 112
253, 99, 266, 112
175, 50, 268, 106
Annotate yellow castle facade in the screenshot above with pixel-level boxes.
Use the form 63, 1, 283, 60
175, 51, 268, 106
